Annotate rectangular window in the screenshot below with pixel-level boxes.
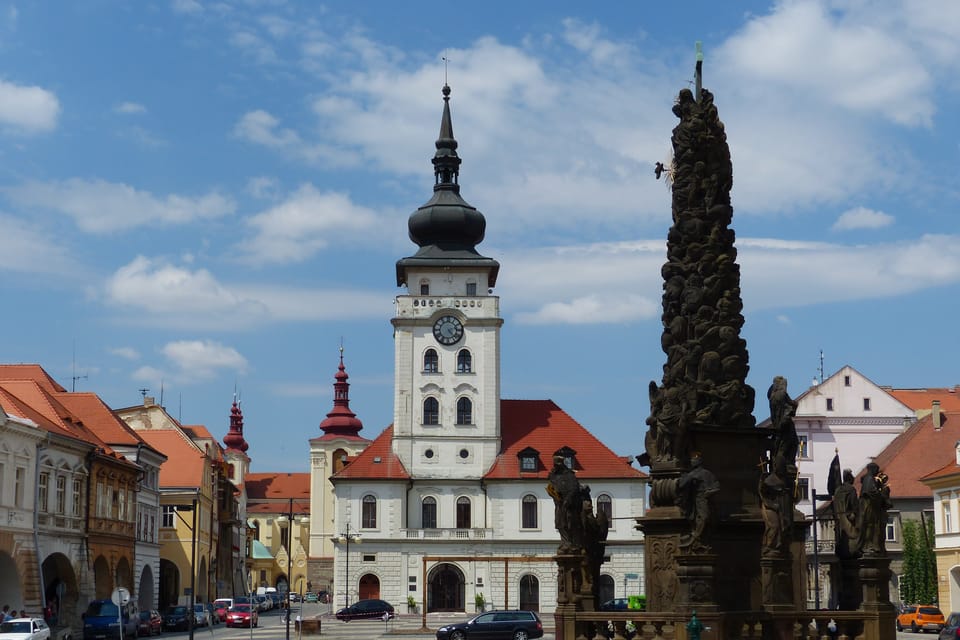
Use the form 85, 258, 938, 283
420, 283, 429, 295
797, 435, 809, 459
422, 501, 437, 529
886, 516, 897, 542
72, 478, 82, 516
118, 487, 126, 521
520, 456, 537, 472
362, 554, 376, 562
38, 472, 49, 512
466, 282, 477, 296
129, 490, 136, 521
844, 375, 851, 386
863, 398, 871, 411
162, 505, 175, 528
362, 496, 377, 529
149, 515, 155, 542
944, 503, 953, 533
797, 477, 810, 502
56, 475, 66, 514
15, 467, 26, 507
826, 398, 834, 412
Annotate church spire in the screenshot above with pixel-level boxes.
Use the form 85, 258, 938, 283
223, 395, 249, 453
432, 84, 461, 191
319, 347, 363, 437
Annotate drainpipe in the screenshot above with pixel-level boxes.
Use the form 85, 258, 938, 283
34, 434, 52, 611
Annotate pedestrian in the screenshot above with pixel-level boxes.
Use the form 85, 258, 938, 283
2, 606, 12, 622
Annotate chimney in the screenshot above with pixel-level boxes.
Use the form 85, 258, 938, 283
933, 400, 942, 431
144, 395, 156, 407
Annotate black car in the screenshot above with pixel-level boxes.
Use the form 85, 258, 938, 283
939, 612, 960, 640
334, 599, 395, 621
599, 598, 631, 611
435, 610, 544, 640
163, 606, 191, 631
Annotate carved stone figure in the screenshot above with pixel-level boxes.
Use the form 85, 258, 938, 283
547, 455, 583, 554
833, 469, 861, 558
759, 471, 785, 557
767, 376, 799, 467
581, 495, 609, 598
677, 454, 720, 552
859, 463, 891, 556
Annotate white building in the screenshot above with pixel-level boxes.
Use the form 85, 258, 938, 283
326, 85, 647, 615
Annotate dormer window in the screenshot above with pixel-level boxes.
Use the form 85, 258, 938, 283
518, 447, 540, 472
555, 446, 577, 470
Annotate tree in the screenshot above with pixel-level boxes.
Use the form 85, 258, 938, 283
901, 518, 937, 604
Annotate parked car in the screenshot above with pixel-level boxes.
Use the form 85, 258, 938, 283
136, 610, 162, 636
899, 605, 945, 633
0, 618, 51, 640
225, 605, 258, 629
939, 613, 960, 639
82, 599, 138, 640
304, 593, 318, 603
435, 610, 544, 640
599, 598, 631, 611
162, 606, 191, 632
253, 596, 269, 612
335, 599, 395, 622
316, 591, 330, 604
288, 593, 299, 603
192, 604, 210, 628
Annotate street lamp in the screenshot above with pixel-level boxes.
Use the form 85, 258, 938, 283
172, 495, 199, 640
277, 499, 295, 640
331, 524, 361, 610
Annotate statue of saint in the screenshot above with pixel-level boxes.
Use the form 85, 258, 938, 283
547, 454, 584, 554
859, 463, 891, 556
677, 453, 720, 551
832, 469, 861, 558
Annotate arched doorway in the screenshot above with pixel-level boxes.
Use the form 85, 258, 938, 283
275, 574, 289, 595
138, 565, 155, 611
598, 574, 615, 605
93, 556, 112, 599
197, 557, 208, 603
519, 575, 539, 611
427, 563, 464, 612
116, 557, 133, 592
158, 559, 179, 610
0, 552, 23, 613
358, 574, 380, 600
42, 553, 79, 629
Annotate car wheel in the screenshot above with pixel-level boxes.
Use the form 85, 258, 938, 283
513, 631, 529, 640
451, 632, 466, 640
897, 622, 903, 632
912, 622, 918, 633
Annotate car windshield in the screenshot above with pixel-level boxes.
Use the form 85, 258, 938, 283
86, 602, 120, 617
168, 607, 187, 615
1, 622, 32, 634
230, 605, 250, 612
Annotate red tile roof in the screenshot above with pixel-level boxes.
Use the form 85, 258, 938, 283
245, 473, 311, 514
0, 364, 67, 393
55, 392, 144, 447
330, 400, 646, 482
886, 387, 960, 412
135, 429, 206, 488
866, 411, 960, 498
330, 426, 409, 480
486, 400, 646, 480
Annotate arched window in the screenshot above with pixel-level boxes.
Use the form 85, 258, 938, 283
521, 494, 538, 529
423, 349, 439, 373
456, 397, 472, 425
456, 349, 472, 373
423, 397, 439, 425
362, 494, 377, 529
597, 494, 613, 528
252, 519, 261, 540
456, 496, 471, 529
422, 496, 438, 529
333, 448, 348, 473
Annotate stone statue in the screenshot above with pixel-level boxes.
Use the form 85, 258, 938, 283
767, 376, 799, 467
832, 469, 861, 558
859, 463, 891, 556
677, 453, 720, 551
581, 494, 609, 598
759, 470, 786, 557
547, 455, 583, 554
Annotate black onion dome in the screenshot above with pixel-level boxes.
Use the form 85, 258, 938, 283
407, 84, 486, 253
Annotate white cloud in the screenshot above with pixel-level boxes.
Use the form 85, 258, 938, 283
832, 207, 895, 231
246, 176, 278, 199
516, 294, 658, 325
163, 340, 248, 377
238, 184, 384, 264
171, 0, 203, 15
0, 79, 60, 134
109, 347, 141, 360
5, 179, 234, 233
0, 213, 83, 278
115, 101, 146, 115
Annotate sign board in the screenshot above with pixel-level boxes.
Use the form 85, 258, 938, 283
111, 588, 130, 606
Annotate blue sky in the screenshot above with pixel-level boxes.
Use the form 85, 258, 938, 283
2, 1, 958, 473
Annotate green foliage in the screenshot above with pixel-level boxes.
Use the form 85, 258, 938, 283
901, 518, 938, 604
474, 592, 485, 607
406, 595, 416, 607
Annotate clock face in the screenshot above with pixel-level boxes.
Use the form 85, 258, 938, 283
433, 315, 464, 345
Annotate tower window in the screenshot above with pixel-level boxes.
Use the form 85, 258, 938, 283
423, 349, 439, 373
420, 280, 430, 295
423, 397, 439, 425
456, 397, 472, 425
466, 282, 477, 296
456, 349, 472, 373
456, 496, 471, 529
362, 494, 377, 529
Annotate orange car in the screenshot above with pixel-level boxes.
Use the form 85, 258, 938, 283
897, 605, 945, 632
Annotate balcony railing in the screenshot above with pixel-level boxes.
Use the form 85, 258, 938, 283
403, 528, 492, 540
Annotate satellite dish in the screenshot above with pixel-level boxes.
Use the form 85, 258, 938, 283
111, 588, 131, 606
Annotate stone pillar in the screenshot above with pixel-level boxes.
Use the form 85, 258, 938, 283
676, 553, 719, 614
858, 555, 896, 640
761, 555, 793, 612
554, 554, 584, 640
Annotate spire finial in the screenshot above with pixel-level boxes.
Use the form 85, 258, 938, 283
694, 41, 703, 102
442, 52, 449, 86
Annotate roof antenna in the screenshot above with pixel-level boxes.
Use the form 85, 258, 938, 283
71, 341, 87, 392
694, 41, 703, 103
818, 350, 825, 384
139, 388, 149, 400
442, 51, 449, 85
